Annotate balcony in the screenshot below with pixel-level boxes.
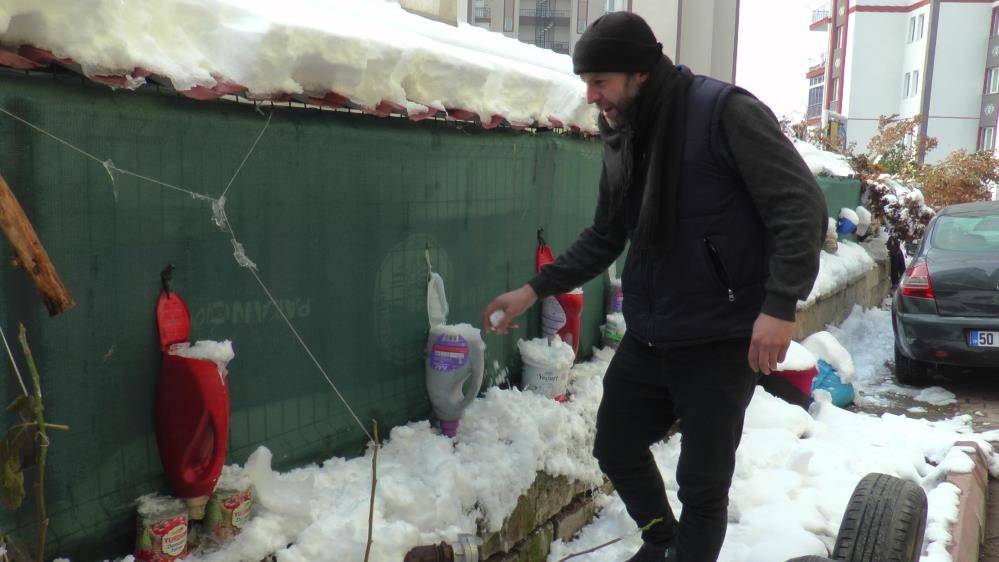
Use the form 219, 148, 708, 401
474, 7, 490, 20
806, 103, 823, 120
810, 6, 830, 31
520, 8, 571, 18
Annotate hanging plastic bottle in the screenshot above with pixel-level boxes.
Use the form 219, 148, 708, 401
154, 265, 231, 521
536, 230, 583, 355
424, 258, 485, 438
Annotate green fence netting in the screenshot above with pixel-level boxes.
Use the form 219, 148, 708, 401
0, 72, 606, 559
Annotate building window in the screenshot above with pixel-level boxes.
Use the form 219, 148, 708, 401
980, 127, 996, 151
988, 67, 999, 95
577, 0, 588, 33
908, 16, 916, 42
992, 8, 999, 36
836, 25, 844, 48
831, 78, 840, 102
504, 0, 513, 31
917, 14, 925, 40
903, 72, 911, 98
605, 0, 621, 11
912, 70, 920, 97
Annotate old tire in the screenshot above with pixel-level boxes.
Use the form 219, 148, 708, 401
894, 345, 928, 386
786, 557, 835, 561
832, 473, 927, 562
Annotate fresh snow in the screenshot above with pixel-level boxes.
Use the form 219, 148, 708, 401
792, 140, 855, 178
90, 306, 993, 562
798, 241, 876, 310
0, 0, 598, 131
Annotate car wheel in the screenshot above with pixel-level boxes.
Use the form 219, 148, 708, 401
831, 473, 927, 562
785, 557, 835, 561
894, 345, 928, 385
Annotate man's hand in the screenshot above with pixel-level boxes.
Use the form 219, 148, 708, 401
748, 313, 796, 375
483, 285, 538, 334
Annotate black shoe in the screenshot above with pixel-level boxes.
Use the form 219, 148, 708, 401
625, 542, 669, 562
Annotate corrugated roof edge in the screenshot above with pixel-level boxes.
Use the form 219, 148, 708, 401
0, 44, 592, 137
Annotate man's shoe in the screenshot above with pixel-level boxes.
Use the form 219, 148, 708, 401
625, 542, 669, 562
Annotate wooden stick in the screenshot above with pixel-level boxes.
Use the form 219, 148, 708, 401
363, 421, 380, 562
0, 175, 74, 316
18, 324, 48, 562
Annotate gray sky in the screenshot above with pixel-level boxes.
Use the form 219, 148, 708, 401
736, 0, 829, 121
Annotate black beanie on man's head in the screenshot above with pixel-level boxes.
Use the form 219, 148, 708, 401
572, 11, 663, 74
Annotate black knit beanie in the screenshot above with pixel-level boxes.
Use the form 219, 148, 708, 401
572, 11, 663, 74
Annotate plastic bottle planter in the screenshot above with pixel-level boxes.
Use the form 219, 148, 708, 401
426, 326, 485, 437
607, 278, 624, 315
155, 290, 231, 520
536, 240, 583, 355
518, 337, 575, 402
602, 313, 626, 350
135, 494, 189, 562
811, 359, 855, 407
836, 207, 860, 236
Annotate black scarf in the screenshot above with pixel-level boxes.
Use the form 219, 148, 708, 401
599, 57, 693, 250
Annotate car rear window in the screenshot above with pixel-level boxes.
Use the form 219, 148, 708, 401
931, 213, 999, 252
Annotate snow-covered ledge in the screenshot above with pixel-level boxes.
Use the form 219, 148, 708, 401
794, 235, 890, 340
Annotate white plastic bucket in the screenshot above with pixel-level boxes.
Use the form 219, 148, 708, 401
521, 357, 570, 402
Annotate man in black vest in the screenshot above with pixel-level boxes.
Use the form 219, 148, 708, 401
483, 12, 826, 562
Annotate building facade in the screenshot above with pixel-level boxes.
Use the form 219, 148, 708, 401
808, 0, 996, 163
467, 0, 740, 82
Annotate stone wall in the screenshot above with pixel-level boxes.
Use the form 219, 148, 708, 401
794, 257, 890, 340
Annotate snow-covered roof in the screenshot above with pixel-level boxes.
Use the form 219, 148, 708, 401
0, 0, 598, 132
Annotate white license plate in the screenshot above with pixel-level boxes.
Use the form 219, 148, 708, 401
968, 330, 999, 347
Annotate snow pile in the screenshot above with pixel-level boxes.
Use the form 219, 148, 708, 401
801, 331, 855, 383
518, 336, 575, 369
0, 0, 598, 131
799, 241, 877, 309
775, 341, 818, 372
793, 140, 855, 178
550, 389, 995, 562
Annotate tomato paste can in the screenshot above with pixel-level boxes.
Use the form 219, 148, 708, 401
135, 494, 189, 561
204, 468, 252, 543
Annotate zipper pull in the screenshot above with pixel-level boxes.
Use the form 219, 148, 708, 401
727, 289, 735, 302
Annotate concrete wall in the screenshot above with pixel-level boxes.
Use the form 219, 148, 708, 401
927, 2, 992, 162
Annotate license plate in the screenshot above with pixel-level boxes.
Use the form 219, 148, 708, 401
968, 330, 999, 347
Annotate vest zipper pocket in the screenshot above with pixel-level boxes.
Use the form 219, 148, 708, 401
704, 237, 736, 303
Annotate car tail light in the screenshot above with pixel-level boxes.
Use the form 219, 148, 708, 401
900, 260, 934, 299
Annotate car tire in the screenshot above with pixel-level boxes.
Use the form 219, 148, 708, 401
785, 557, 835, 561
831, 473, 927, 562
894, 345, 928, 385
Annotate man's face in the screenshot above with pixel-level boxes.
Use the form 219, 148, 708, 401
580, 72, 648, 128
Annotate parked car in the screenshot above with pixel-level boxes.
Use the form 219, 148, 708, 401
892, 200, 999, 383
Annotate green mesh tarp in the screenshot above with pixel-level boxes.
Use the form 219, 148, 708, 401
0, 73, 604, 559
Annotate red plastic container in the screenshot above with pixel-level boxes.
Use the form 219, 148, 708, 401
154, 291, 230, 517
536, 241, 583, 355
772, 364, 819, 396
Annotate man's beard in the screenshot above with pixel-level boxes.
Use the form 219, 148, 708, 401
603, 77, 643, 129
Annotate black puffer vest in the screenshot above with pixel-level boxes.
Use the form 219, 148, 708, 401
621, 75, 769, 345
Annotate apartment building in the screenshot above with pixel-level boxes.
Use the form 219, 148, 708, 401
467, 0, 740, 82
808, 0, 996, 163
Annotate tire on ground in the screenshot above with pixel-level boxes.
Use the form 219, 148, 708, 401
894, 345, 928, 386
832, 472, 928, 562
785, 557, 835, 561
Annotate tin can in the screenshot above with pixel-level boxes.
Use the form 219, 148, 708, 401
135, 494, 189, 562
204, 468, 253, 543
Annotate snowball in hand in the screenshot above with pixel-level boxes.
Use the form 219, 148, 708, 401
489, 310, 505, 328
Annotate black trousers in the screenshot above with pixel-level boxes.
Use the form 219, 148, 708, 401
593, 333, 759, 562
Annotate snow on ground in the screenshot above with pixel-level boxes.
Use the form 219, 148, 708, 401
0, 0, 597, 130
115, 307, 992, 562
798, 241, 876, 310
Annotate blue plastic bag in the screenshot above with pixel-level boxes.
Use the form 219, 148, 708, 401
811, 359, 855, 407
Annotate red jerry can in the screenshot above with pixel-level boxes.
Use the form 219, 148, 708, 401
536, 234, 583, 355
154, 287, 230, 520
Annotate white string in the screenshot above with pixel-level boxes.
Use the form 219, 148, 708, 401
221, 109, 273, 199
0, 325, 28, 397
0, 106, 375, 443
0, 107, 215, 202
